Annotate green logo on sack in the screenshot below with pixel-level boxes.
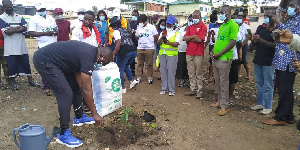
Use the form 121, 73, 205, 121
105, 76, 111, 83
111, 78, 121, 92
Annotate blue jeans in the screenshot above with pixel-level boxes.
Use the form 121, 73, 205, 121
116, 51, 137, 88
254, 64, 275, 109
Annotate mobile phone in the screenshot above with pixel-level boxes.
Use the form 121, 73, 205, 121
272, 30, 279, 41
162, 30, 167, 43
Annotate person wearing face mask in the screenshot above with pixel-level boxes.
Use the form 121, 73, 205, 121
157, 15, 180, 96
209, 5, 239, 116
0, 0, 40, 91
262, 0, 300, 126
70, 8, 86, 35
109, 17, 139, 93
105, 8, 131, 51
177, 15, 192, 87
135, 14, 159, 84
33, 41, 112, 148
71, 11, 101, 47
234, 15, 251, 80
183, 10, 207, 99
28, 3, 58, 96
248, 9, 276, 115
154, 19, 166, 72
205, 10, 219, 83
129, 10, 139, 77
54, 8, 70, 42
95, 10, 107, 44
152, 14, 159, 28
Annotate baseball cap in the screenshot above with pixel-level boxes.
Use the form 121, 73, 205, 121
77, 8, 86, 13
166, 15, 176, 25
54, 8, 63, 14
35, 3, 46, 10
112, 8, 121, 17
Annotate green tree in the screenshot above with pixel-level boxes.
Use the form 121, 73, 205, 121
243, 0, 249, 4
92, 6, 98, 16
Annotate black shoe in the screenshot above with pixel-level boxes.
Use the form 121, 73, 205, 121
178, 79, 185, 87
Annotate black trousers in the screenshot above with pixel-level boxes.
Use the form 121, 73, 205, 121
33, 55, 83, 132
177, 52, 188, 79
274, 69, 296, 121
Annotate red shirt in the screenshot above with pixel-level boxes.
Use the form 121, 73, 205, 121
243, 18, 250, 25
56, 19, 70, 42
184, 22, 207, 56
0, 30, 4, 47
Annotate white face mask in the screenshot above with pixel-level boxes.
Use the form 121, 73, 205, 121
78, 15, 84, 21
139, 23, 144, 27
57, 15, 63, 20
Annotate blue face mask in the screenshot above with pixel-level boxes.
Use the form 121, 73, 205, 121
264, 18, 269, 24
160, 25, 165, 30
99, 16, 105, 21
188, 21, 193, 26
132, 16, 137, 21
37, 11, 47, 17
234, 19, 243, 24
219, 14, 226, 21
287, 7, 296, 16
192, 19, 200, 24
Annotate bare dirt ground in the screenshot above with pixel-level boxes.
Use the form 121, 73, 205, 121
0, 39, 300, 150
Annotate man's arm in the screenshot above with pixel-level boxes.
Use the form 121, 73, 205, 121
80, 73, 104, 126
5, 26, 27, 35
154, 34, 159, 42
205, 31, 211, 48
213, 40, 236, 59
190, 37, 203, 43
28, 31, 54, 37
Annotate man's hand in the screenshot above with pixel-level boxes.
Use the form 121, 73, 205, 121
204, 42, 208, 49
165, 40, 171, 45
44, 31, 55, 36
212, 53, 220, 60
278, 29, 293, 44
93, 114, 104, 126
252, 35, 261, 43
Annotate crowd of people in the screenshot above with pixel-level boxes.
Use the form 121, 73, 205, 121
0, 0, 299, 148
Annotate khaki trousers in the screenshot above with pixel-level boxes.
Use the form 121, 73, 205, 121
186, 55, 204, 93
136, 49, 154, 80
213, 59, 232, 109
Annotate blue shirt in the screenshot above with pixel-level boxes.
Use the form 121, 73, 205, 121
130, 21, 138, 46
273, 13, 300, 72
94, 21, 107, 44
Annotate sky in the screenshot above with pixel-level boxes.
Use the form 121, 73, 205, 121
14, 0, 176, 12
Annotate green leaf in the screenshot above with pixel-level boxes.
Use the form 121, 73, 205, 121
127, 124, 132, 127
151, 124, 156, 128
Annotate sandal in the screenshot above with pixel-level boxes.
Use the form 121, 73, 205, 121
245, 76, 251, 80
28, 81, 40, 87
11, 83, 19, 91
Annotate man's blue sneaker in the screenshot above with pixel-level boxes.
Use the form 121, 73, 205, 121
56, 129, 83, 148
73, 113, 95, 126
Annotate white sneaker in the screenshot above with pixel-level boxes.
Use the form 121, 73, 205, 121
130, 80, 139, 89
169, 91, 175, 96
160, 90, 167, 95
122, 88, 126, 93
260, 109, 272, 115
250, 105, 264, 110
136, 79, 141, 83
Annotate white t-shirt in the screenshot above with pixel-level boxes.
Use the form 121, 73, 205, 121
135, 23, 158, 49
159, 29, 180, 54
71, 25, 98, 47
0, 12, 28, 56
70, 19, 82, 29
239, 23, 250, 41
28, 15, 57, 48
233, 32, 242, 60
113, 30, 121, 42
177, 27, 187, 52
